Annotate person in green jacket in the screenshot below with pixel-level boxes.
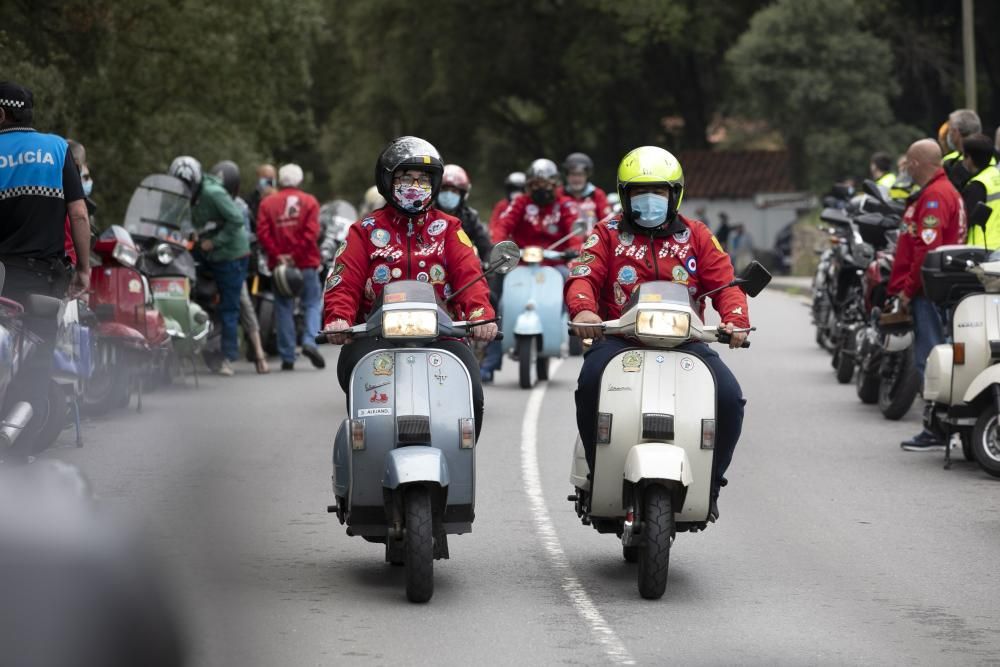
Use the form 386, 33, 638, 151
169, 155, 251, 376
961, 134, 1000, 250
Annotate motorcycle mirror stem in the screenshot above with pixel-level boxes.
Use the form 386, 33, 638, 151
446, 241, 520, 303
545, 220, 588, 251
444, 261, 503, 304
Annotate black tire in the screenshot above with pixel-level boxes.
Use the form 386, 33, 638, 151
878, 351, 920, 420
537, 354, 550, 381
83, 345, 130, 416
856, 362, 880, 404
961, 430, 976, 462
258, 299, 277, 356
971, 407, 1000, 478
637, 485, 673, 600
623, 545, 638, 563
33, 382, 68, 455
404, 485, 434, 603
835, 336, 854, 384
569, 335, 584, 356
517, 335, 537, 389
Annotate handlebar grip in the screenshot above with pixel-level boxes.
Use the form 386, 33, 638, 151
716, 332, 751, 348
314, 334, 329, 345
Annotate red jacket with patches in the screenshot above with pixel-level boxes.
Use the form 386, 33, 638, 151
256, 187, 321, 269
489, 198, 511, 228
558, 186, 612, 229
491, 193, 583, 264
564, 213, 750, 328
323, 206, 495, 326
888, 168, 966, 298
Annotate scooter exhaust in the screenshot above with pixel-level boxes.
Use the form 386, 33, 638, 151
0, 402, 34, 448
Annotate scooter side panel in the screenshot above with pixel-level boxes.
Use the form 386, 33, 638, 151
923, 344, 954, 404
501, 265, 567, 358
962, 365, 1000, 405
951, 294, 994, 402
592, 349, 715, 522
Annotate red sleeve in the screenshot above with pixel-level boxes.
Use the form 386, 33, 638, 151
695, 227, 750, 328
323, 223, 370, 326
446, 220, 495, 321
489, 199, 507, 228
492, 195, 524, 244
593, 188, 611, 218
564, 226, 611, 318
557, 199, 583, 250
295, 196, 321, 261
887, 233, 914, 296
904, 198, 950, 298
256, 198, 278, 259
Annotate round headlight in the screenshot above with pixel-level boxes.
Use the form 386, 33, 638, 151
155, 243, 173, 265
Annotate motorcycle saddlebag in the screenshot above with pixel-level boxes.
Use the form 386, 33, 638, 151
921, 244, 991, 307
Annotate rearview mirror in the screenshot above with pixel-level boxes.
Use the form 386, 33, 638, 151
737, 260, 772, 298
489, 240, 521, 275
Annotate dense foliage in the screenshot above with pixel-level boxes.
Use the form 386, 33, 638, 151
2, 0, 992, 218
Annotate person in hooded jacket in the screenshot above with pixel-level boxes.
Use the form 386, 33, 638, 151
436, 164, 491, 261
559, 152, 611, 232
322, 137, 497, 437
488, 171, 526, 228
567, 146, 751, 522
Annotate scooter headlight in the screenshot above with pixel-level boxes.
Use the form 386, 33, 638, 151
521, 247, 544, 264
155, 243, 174, 265
382, 310, 438, 338
111, 243, 139, 267
636, 310, 690, 338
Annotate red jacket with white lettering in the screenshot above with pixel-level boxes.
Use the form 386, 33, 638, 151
558, 185, 612, 228
256, 187, 321, 270
564, 213, 750, 328
323, 206, 495, 326
887, 168, 966, 298
491, 193, 583, 264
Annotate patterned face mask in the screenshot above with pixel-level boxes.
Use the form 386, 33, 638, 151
393, 182, 433, 213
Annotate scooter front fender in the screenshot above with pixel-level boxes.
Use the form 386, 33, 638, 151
883, 331, 913, 352
624, 443, 693, 488
962, 365, 1000, 405
383, 446, 450, 490
514, 310, 543, 337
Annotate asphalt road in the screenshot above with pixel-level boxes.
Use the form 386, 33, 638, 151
48, 289, 1000, 666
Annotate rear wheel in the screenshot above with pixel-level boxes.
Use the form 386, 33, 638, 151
879, 350, 920, 420
637, 486, 673, 600
33, 381, 68, 454
404, 486, 434, 603
856, 353, 880, 404
517, 335, 538, 389
971, 407, 1000, 478
537, 350, 550, 381
622, 545, 638, 563
835, 335, 854, 384
258, 299, 277, 356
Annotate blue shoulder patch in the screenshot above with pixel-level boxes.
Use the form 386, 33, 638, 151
926, 200, 939, 209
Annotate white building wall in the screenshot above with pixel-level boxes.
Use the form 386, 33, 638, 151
682, 194, 813, 250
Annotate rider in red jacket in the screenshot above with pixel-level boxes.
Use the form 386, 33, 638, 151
322, 137, 496, 437
488, 171, 526, 228
559, 152, 611, 233
568, 146, 751, 522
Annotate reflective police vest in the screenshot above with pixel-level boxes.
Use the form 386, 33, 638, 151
966, 165, 1000, 249
876, 172, 896, 189
0, 128, 68, 199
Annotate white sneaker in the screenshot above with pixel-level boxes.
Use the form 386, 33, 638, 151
217, 360, 235, 377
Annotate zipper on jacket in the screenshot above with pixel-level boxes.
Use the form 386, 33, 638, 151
407, 220, 414, 279
648, 237, 660, 279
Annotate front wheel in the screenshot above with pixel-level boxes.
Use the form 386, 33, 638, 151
517, 335, 538, 389
834, 335, 855, 384
879, 350, 920, 420
971, 407, 1000, 478
637, 486, 673, 599
32, 381, 69, 455
404, 485, 434, 603
856, 352, 880, 404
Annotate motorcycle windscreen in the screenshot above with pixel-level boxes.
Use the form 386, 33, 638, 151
348, 348, 475, 510
593, 349, 716, 523
501, 265, 567, 357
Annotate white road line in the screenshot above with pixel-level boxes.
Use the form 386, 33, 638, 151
520, 360, 636, 666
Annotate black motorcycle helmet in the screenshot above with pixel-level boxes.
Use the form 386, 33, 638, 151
210, 160, 241, 199
563, 152, 594, 177
274, 264, 304, 298
374, 136, 444, 215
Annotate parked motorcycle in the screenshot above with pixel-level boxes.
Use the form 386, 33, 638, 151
501, 220, 586, 389
322, 242, 519, 603
34, 298, 92, 450
567, 261, 771, 599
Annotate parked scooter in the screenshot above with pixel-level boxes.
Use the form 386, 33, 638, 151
34, 298, 92, 451
124, 174, 211, 380
501, 220, 586, 389
567, 262, 771, 599
921, 239, 1000, 475
321, 242, 519, 603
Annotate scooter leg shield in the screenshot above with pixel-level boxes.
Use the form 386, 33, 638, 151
333, 419, 350, 499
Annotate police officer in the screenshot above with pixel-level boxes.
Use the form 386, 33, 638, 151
961, 134, 1000, 250
943, 109, 984, 190
0, 81, 90, 458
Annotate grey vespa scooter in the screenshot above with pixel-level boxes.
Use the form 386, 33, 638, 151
318, 242, 519, 603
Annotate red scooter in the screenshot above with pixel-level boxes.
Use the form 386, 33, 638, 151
85, 225, 171, 414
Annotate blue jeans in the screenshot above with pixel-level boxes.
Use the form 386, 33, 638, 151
911, 296, 945, 378
209, 257, 249, 362
276, 267, 322, 363
575, 336, 745, 495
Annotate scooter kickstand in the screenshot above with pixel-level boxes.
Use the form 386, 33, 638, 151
71, 397, 83, 448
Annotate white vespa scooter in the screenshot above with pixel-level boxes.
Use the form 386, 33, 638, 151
320, 242, 520, 603
921, 242, 1000, 476
568, 262, 771, 599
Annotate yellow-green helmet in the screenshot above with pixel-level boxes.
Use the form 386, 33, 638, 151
616, 146, 684, 228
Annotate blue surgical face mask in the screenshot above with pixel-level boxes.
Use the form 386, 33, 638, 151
258, 177, 274, 192
630, 193, 670, 228
437, 190, 461, 211
81, 173, 93, 197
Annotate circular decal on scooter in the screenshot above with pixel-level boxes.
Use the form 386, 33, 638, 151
685, 256, 697, 274
416, 271, 430, 282
370, 228, 391, 248
656, 355, 665, 364
673, 229, 691, 244
391, 267, 402, 279
372, 353, 394, 376
570, 265, 591, 277
680, 357, 695, 372
617, 265, 638, 285
128, 279, 142, 293
618, 231, 634, 246
428, 353, 442, 367
622, 350, 643, 373
429, 264, 446, 284
672, 265, 689, 284
427, 219, 448, 236
372, 264, 391, 284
